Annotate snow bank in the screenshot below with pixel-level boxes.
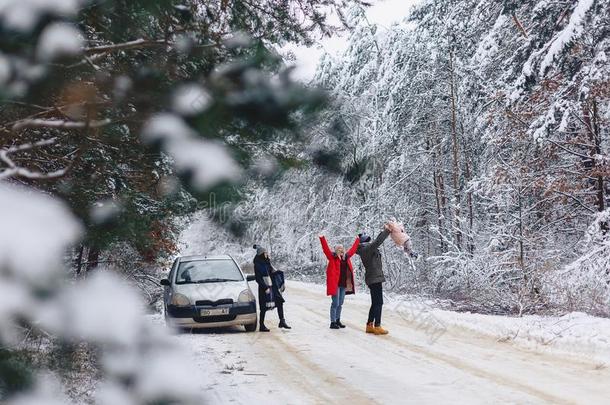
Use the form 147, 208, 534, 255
289, 281, 610, 363
431, 310, 610, 363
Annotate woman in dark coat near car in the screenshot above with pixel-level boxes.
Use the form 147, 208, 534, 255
253, 245, 291, 332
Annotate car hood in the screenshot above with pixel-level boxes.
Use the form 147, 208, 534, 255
173, 281, 249, 302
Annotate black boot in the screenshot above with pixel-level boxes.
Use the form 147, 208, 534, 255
330, 321, 340, 329
336, 320, 346, 328
259, 311, 270, 332
278, 319, 292, 329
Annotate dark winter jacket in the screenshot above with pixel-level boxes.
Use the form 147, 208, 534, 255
356, 229, 390, 286
253, 254, 285, 311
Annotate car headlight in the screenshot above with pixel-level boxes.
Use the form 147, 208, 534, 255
238, 289, 255, 303
170, 293, 191, 307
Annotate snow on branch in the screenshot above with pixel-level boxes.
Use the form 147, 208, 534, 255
12, 118, 112, 131
83, 38, 218, 56
84, 38, 169, 55
0, 137, 70, 180
539, 0, 595, 76
0, 166, 68, 180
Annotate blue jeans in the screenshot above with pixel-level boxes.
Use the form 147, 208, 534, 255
330, 287, 346, 322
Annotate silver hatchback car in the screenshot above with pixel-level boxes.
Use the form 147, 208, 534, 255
160, 255, 258, 332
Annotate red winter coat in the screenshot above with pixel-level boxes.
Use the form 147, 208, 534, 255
319, 236, 359, 296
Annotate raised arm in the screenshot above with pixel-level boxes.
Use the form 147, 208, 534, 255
370, 229, 391, 250
319, 235, 333, 260
347, 237, 360, 258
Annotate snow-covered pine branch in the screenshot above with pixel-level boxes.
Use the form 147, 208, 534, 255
12, 118, 112, 131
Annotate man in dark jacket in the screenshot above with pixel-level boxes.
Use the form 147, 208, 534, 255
356, 225, 391, 335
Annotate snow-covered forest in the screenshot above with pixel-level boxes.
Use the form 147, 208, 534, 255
1, 0, 609, 403
237, 0, 610, 316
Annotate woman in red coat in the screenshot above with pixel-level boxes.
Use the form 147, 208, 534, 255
319, 235, 360, 329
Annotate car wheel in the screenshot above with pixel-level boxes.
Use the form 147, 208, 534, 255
244, 322, 257, 332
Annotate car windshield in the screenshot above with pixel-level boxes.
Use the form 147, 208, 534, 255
175, 260, 243, 284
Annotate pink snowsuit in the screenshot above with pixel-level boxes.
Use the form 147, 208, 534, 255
386, 220, 414, 255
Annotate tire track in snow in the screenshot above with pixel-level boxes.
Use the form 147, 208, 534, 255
250, 335, 334, 404
290, 287, 574, 405
266, 330, 380, 405
292, 284, 602, 370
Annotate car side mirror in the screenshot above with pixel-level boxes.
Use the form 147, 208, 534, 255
160, 278, 170, 286
246, 275, 256, 282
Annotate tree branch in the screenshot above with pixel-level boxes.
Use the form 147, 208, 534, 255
0, 137, 70, 180
84, 39, 169, 55
12, 118, 112, 132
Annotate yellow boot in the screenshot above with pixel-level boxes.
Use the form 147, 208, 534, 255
365, 322, 375, 333
373, 325, 389, 335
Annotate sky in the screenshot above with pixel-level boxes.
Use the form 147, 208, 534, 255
283, 0, 422, 82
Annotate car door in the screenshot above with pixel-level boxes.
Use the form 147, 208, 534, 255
164, 258, 179, 309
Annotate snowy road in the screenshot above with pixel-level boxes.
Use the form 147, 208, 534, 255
174, 282, 610, 405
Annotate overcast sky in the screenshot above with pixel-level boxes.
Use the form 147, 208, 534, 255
283, 0, 421, 82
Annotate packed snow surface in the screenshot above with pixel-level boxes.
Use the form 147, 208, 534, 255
160, 280, 610, 404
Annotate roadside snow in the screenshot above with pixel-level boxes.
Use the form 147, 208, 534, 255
430, 310, 610, 364
288, 281, 610, 364
165, 280, 610, 404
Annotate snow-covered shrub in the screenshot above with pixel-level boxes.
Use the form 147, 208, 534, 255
545, 210, 610, 316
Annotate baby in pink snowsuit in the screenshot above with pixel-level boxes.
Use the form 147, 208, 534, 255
386, 219, 417, 258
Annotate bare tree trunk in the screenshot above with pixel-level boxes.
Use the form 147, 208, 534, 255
86, 247, 100, 272
512, 13, 529, 38
583, 97, 607, 232
433, 168, 447, 253
591, 100, 606, 212
75, 245, 84, 275
427, 135, 446, 253
464, 158, 475, 255
518, 187, 525, 274
449, 50, 463, 249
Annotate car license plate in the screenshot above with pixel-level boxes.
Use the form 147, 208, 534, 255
200, 308, 229, 316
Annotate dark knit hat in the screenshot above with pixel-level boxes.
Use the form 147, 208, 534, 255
358, 233, 371, 243
253, 244, 267, 255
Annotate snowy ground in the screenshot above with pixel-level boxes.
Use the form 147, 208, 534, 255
156, 281, 610, 405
